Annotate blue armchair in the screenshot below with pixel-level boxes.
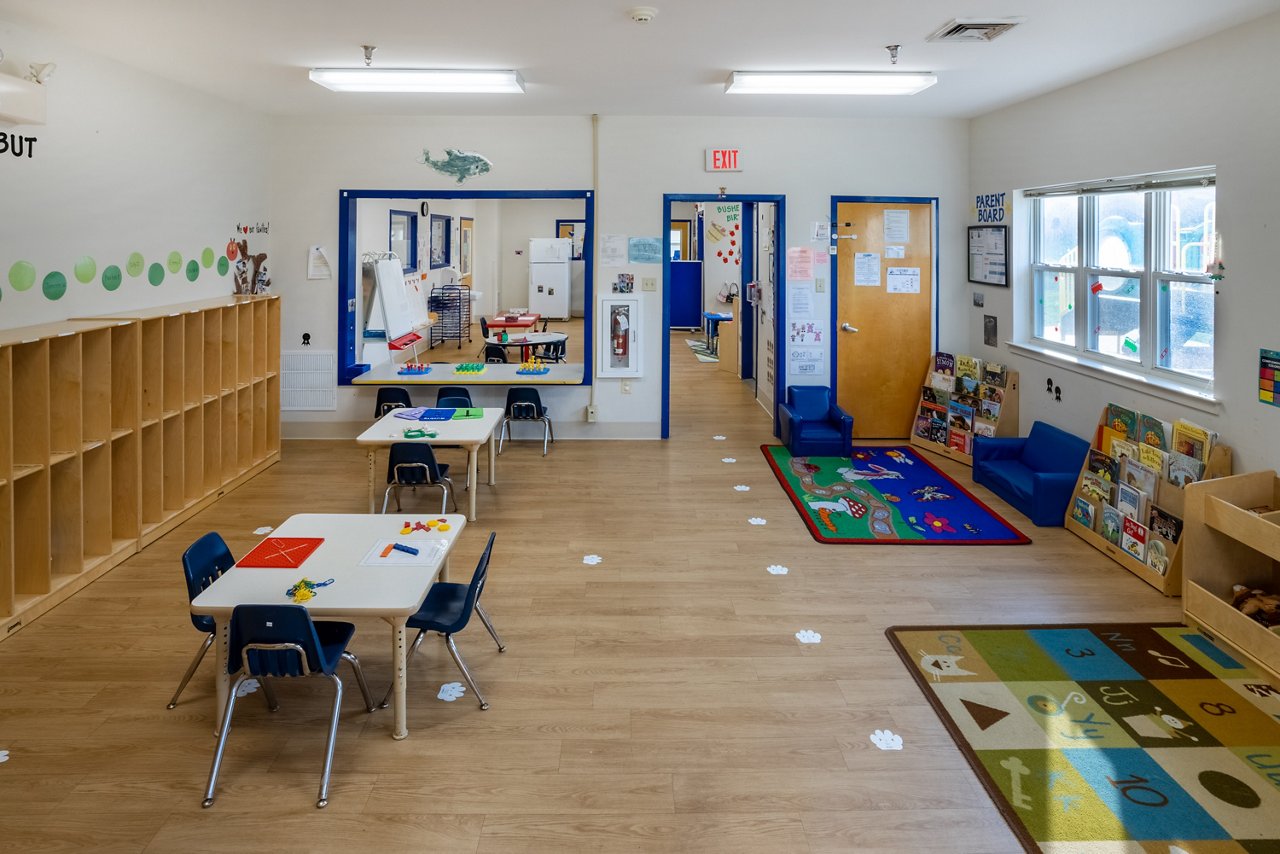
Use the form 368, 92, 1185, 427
779, 385, 854, 458
972, 420, 1090, 527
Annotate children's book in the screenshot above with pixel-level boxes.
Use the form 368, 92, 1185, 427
1145, 539, 1172, 576
973, 418, 997, 438
927, 418, 949, 445
956, 394, 982, 411
929, 371, 956, 393
933, 352, 955, 375
921, 386, 944, 405
981, 385, 1004, 405
1099, 426, 1126, 458
959, 376, 980, 396
1070, 496, 1097, 530
955, 355, 982, 381
913, 413, 932, 440
1137, 444, 1169, 479
1115, 481, 1147, 522
1110, 438, 1139, 466
1138, 414, 1170, 450
1100, 505, 1124, 545
982, 363, 1007, 388
948, 428, 972, 455
1119, 456, 1159, 497
1172, 419, 1213, 462
1087, 448, 1118, 482
1167, 451, 1206, 487
1079, 472, 1113, 504
1104, 403, 1139, 441
1120, 517, 1148, 561
1148, 505, 1184, 543
947, 401, 975, 433
980, 399, 1001, 421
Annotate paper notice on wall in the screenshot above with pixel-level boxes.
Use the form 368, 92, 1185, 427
789, 280, 815, 319
307, 245, 332, 280
886, 266, 921, 294
812, 221, 831, 242
883, 210, 911, 244
786, 247, 813, 280
601, 234, 628, 267
854, 253, 880, 286
885, 245, 906, 259
789, 344, 822, 376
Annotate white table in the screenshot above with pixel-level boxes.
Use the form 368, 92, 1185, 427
356, 407, 504, 521
191, 513, 466, 740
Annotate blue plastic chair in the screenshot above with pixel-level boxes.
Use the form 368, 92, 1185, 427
202, 604, 375, 810
778, 385, 854, 458
435, 387, 473, 406
499, 388, 553, 455
436, 395, 472, 410
384, 442, 457, 514
168, 533, 237, 710
380, 532, 505, 710
374, 387, 412, 418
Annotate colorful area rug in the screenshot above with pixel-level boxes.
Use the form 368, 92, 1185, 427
684, 338, 718, 362
887, 623, 1280, 852
762, 444, 1029, 545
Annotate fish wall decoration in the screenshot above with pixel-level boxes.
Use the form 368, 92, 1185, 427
419, 148, 492, 184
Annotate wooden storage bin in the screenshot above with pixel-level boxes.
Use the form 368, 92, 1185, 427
908, 359, 1019, 466
1183, 471, 1280, 679
0, 296, 281, 640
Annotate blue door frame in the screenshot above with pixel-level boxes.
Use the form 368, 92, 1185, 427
662, 194, 785, 439
337, 189, 594, 384
826, 195, 939, 400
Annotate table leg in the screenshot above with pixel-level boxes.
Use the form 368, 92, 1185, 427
212, 620, 230, 737
487, 430, 497, 486
389, 617, 408, 740
367, 449, 378, 513
467, 445, 478, 522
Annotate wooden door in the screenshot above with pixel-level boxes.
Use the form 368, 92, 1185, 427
835, 200, 934, 438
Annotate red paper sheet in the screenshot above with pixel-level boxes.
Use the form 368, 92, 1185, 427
237, 537, 324, 569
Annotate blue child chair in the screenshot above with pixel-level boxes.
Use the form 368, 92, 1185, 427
168, 533, 236, 710
778, 385, 854, 458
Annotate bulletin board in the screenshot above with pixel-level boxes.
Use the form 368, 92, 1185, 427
967, 225, 1008, 286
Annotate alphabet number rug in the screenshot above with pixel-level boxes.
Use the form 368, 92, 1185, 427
762, 444, 1029, 545
887, 623, 1280, 852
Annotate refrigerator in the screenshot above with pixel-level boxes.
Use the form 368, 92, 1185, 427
528, 237, 572, 320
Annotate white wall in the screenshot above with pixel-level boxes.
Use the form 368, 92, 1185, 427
495, 198, 587, 311
0, 19, 269, 330
969, 10, 1280, 472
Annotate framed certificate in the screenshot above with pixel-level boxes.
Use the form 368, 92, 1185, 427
968, 225, 1008, 286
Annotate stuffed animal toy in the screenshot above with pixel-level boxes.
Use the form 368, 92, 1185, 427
1231, 584, 1280, 628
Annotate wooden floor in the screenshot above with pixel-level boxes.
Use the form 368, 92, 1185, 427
0, 333, 1184, 853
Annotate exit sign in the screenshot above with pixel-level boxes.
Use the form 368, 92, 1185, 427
705, 148, 742, 172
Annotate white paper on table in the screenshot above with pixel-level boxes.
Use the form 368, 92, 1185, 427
883, 210, 911, 244
789, 280, 815, 319
786, 247, 813, 280
886, 266, 921, 294
360, 538, 447, 567
601, 234, 629, 267
307, 246, 332, 280
854, 253, 880, 286
885, 245, 906, 259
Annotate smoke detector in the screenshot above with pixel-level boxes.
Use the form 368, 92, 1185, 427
629, 6, 658, 24
927, 17, 1023, 43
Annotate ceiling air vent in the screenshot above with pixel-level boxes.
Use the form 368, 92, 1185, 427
927, 18, 1023, 43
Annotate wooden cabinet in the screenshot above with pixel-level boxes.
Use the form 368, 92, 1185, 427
0, 295, 280, 641
1183, 471, 1280, 679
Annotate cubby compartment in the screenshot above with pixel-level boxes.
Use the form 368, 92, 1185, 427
163, 314, 184, 415
0, 484, 12, 617
183, 407, 203, 503
81, 328, 111, 446
253, 300, 268, 379
252, 381, 267, 461
266, 299, 281, 377
203, 309, 221, 401
110, 323, 139, 438
50, 456, 83, 576
110, 433, 138, 550
139, 317, 163, 426
13, 340, 50, 473
49, 335, 82, 461
221, 306, 237, 391
13, 469, 50, 599
162, 414, 183, 512
184, 312, 203, 409
140, 422, 163, 530
266, 374, 280, 450
82, 443, 112, 560
0, 346, 12, 479
236, 386, 253, 471
238, 304, 253, 387
221, 390, 238, 480
203, 399, 220, 494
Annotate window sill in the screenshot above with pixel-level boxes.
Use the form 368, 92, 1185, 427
1007, 340, 1221, 416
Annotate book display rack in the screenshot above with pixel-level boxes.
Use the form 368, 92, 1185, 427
909, 352, 1019, 466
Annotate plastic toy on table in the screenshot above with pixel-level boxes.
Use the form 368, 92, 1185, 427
396, 362, 431, 376
517, 358, 551, 376
400, 518, 453, 534
453, 363, 487, 374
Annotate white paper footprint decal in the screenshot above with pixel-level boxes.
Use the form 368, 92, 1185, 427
870, 729, 903, 750
721, 457, 737, 463
235, 678, 261, 697
766, 565, 789, 575
734, 485, 750, 492
438, 682, 467, 702
253, 526, 274, 535
795, 630, 822, 644
583, 554, 603, 566
713, 435, 727, 441
748, 517, 767, 526
0, 749, 9, 763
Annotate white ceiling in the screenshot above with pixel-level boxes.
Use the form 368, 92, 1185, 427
3, 0, 1279, 119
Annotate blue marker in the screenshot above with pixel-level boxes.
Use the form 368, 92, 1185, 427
392, 543, 419, 556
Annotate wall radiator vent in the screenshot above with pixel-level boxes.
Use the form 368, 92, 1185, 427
281, 350, 337, 411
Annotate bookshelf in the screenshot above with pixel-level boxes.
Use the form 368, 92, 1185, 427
1182, 471, 1280, 679
908, 354, 1019, 466
1063, 405, 1231, 597
0, 295, 280, 643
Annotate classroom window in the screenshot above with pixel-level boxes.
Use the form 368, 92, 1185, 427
1029, 170, 1215, 386
389, 210, 417, 272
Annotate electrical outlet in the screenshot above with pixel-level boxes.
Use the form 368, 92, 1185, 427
815, 278, 826, 293
621, 380, 632, 394
641, 277, 657, 291
586, 404, 598, 422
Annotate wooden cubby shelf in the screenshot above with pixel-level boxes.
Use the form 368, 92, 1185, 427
1183, 471, 1280, 680
0, 295, 281, 641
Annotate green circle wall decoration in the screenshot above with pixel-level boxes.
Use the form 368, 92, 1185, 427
9, 260, 36, 291
126, 252, 145, 277
148, 263, 165, 286
167, 251, 182, 274
186, 260, 200, 282
73, 256, 98, 284
43, 271, 68, 301
201, 247, 215, 268
217, 256, 229, 276
102, 265, 122, 291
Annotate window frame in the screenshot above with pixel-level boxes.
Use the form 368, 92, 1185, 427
1028, 176, 1215, 390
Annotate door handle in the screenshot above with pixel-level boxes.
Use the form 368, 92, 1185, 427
841, 323, 859, 333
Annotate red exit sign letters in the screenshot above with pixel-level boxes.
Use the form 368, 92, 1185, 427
705, 148, 742, 172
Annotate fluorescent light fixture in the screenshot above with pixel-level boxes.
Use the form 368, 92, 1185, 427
309, 68, 525, 94
725, 71, 937, 96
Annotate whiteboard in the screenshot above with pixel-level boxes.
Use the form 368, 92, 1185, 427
374, 260, 415, 340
